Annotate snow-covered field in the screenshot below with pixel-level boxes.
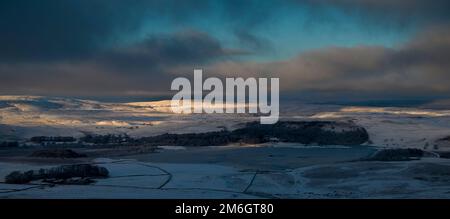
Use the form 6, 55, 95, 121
1, 95, 450, 198
1, 152, 450, 198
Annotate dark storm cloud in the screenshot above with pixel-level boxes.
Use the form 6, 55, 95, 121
0, 30, 245, 96
1, 0, 447, 63
0, 0, 449, 98
0, 0, 154, 62
204, 26, 450, 98
0, 0, 280, 63
100, 30, 247, 73
0, 0, 255, 96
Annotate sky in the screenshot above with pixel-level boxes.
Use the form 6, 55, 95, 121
0, 0, 450, 101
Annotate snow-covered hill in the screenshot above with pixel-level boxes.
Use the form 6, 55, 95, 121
1, 95, 450, 150
0, 95, 256, 140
